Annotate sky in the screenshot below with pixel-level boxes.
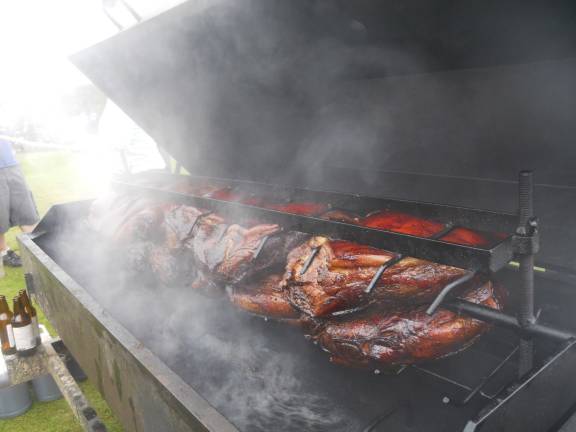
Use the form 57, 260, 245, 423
0, 1, 115, 130
0, 0, 184, 137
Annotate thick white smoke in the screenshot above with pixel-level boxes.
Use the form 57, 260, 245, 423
46, 219, 359, 432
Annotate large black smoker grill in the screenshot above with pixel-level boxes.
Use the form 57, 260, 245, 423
18, 1, 576, 431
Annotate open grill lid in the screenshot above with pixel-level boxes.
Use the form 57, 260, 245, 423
71, 0, 576, 270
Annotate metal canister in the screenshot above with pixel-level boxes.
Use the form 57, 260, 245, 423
0, 383, 32, 418
31, 374, 62, 402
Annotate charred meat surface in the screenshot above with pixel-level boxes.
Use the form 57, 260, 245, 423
310, 280, 502, 368
89, 176, 219, 241
95, 200, 310, 288
113, 204, 168, 244
186, 213, 281, 284
203, 187, 263, 206
148, 245, 186, 286
90, 193, 160, 239
362, 210, 445, 238
262, 202, 329, 216
184, 211, 308, 285
319, 209, 361, 224
362, 210, 496, 247
284, 237, 467, 317
283, 210, 491, 317
228, 273, 299, 319
439, 226, 493, 247
162, 205, 207, 249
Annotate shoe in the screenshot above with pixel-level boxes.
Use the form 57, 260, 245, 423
3, 250, 22, 267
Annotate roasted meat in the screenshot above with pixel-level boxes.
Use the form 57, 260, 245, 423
228, 273, 299, 320
148, 245, 185, 286
186, 213, 278, 283
112, 204, 171, 244
320, 209, 361, 224
122, 240, 196, 287
283, 210, 492, 317
308, 280, 502, 368
284, 237, 469, 317
90, 193, 160, 239
89, 178, 508, 370
89, 176, 219, 241
361, 210, 494, 247
262, 202, 329, 216
361, 210, 445, 238
161, 205, 207, 249
105, 203, 204, 286
184, 210, 308, 284
97, 196, 310, 287
203, 187, 263, 206
124, 241, 155, 276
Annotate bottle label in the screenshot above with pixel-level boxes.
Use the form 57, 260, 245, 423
13, 324, 35, 350
5, 324, 15, 348
32, 316, 40, 340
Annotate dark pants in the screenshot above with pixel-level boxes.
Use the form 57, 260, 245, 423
0, 165, 39, 233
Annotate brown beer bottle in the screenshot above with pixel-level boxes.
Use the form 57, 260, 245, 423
12, 296, 36, 356
0, 295, 16, 357
19, 290, 40, 344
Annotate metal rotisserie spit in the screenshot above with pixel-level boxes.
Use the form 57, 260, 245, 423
18, 1, 576, 431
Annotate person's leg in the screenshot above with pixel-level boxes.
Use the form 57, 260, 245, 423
2, 166, 39, 267
0, 169, 11, 261
20, 224, 36, 233
0, 212, 21, 268
6, 166, 39, 229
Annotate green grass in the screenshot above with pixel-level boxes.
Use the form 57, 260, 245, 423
1, 382, 119, 432
0, 150, 123, 432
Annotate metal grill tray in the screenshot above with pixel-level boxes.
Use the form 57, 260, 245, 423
113, 176, 516, 272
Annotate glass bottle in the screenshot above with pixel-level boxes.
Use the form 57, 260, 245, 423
12, 296, 36, 356
19, 290, 40, 344
0, 295, 15, 357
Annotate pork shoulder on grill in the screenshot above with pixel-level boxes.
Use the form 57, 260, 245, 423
184, 212, 308, 285
227, 273, 299, 320
284, 237, 469, 317
89, 179, 506, 369
306, 279, 502, 368
283, 210, 492, 317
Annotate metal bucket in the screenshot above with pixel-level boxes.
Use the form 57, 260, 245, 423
0, 383, 32, 418
31, 374, 62, 402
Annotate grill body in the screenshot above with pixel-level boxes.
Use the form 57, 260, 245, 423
18, 199, 576, 432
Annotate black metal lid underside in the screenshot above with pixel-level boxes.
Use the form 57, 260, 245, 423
71, 0, 576, 269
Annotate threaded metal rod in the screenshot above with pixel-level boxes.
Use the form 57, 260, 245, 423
518, 170, 534, 231
517, 170, 535, 377
518, 254, 535, 376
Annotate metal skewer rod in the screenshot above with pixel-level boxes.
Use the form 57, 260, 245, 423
445, 300, 573, 341
252, 236, 269, 260
364, 221, 455, 294
300, 246, 321, 275
432, 222, 456, 239
365, 254, 403, 294
189, 211, 213, 234
426, 270, 478, 315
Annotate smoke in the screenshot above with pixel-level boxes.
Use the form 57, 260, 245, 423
44, 219, 360, 432
73, 0, 576, 223
73, 0, 434, 189
180, 0, 425, 187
